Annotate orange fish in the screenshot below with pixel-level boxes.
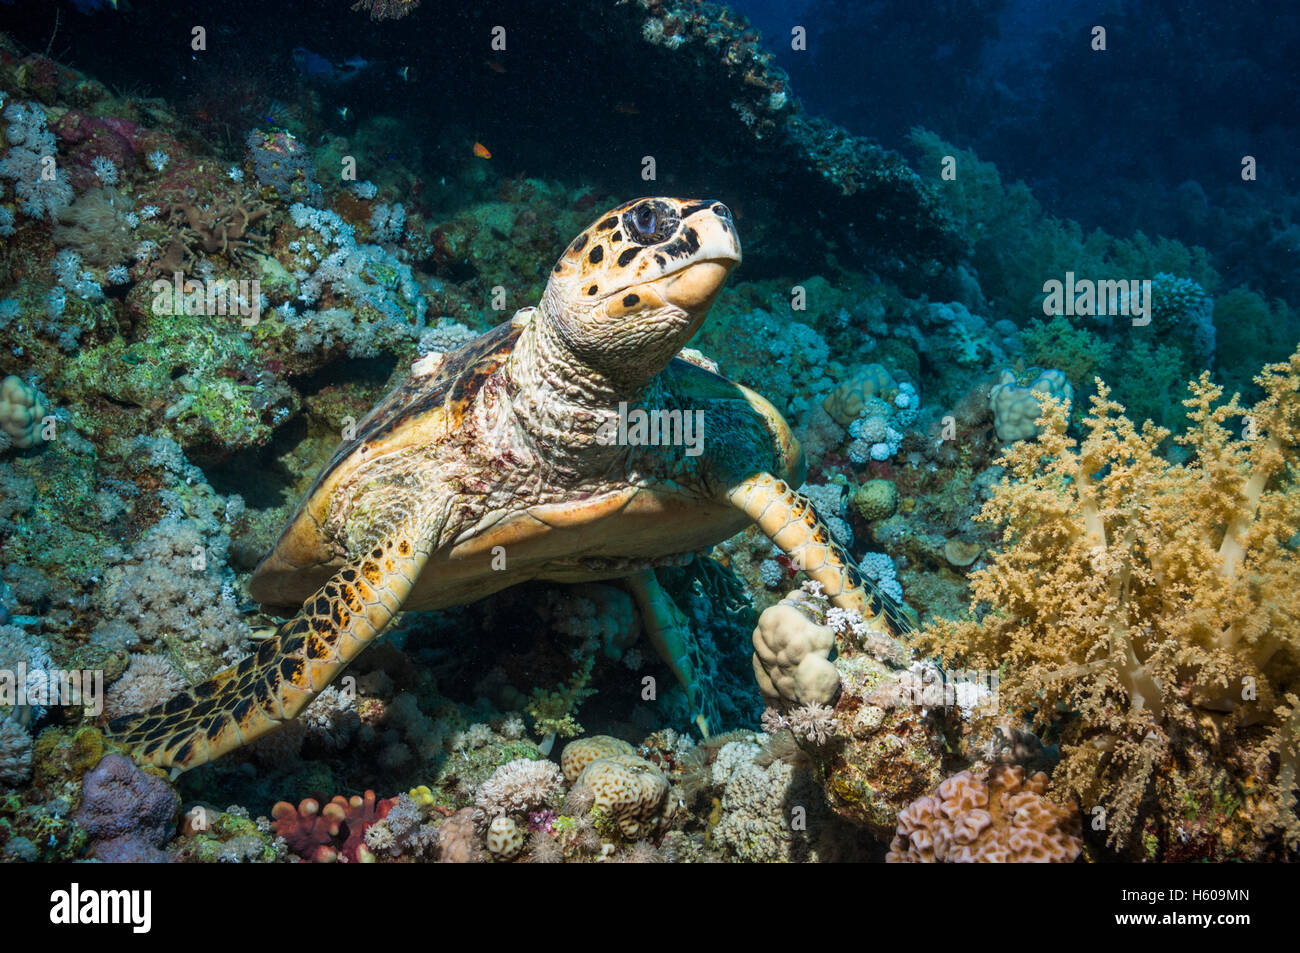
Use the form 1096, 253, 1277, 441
473, 142, 492, 159
484, 60, 506, 74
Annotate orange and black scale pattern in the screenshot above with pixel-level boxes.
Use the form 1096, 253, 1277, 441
727, 474, 913, 638
107, 533, 431, 775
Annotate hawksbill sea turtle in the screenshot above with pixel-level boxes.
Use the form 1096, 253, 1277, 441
107, 197, 910, 776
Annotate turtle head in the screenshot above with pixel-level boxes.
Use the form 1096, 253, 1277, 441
543, 197, 741, 387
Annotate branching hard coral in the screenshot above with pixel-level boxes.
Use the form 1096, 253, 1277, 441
526, 657, 597, 739
921, 347, 1300, 854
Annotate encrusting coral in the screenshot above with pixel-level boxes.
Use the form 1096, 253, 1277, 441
921, 346, 1300, 856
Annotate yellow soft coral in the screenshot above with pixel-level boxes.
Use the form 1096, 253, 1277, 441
921, 346, 1300, 854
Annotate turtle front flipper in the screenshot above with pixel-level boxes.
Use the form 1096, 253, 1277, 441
727, 473, 915, 639
106, 530, 433, 778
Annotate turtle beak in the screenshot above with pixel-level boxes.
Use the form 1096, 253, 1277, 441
663, 259, 734, 312
660, 202, 741, 312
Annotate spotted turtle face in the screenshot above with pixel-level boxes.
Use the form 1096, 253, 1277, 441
545, 197, 741, 385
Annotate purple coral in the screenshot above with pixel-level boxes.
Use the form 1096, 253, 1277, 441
528, 810, 556, 834
76, 753, 179, 862
245, 128, 321, 203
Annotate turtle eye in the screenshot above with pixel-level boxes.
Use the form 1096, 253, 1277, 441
622, 200, 677, 246
633, 205, 656, 236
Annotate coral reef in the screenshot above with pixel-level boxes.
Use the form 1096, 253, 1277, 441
921, 349, 1300, 856
173, 806, 283, 863
485, 815, 526, 860
475, 757, 565, 820
0, 0, 1295, 869
103, 653, 187, 720
560, 735, 635, 783
0, 716, 32, 788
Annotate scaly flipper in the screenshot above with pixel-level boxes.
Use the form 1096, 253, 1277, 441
728, 473, 914, 639
107, 529, 433, 778
622, 569, 713, 736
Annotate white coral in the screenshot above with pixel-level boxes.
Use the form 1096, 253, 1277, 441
104, 653, 186, 719
475, 758, 565, 820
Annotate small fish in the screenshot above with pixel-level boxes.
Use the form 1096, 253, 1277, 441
397, 65, 412, 82
292, 47, 377, 86
473, 142, 492, 159
483, 59, 506, 74
338, 106, 350, 121
613, 101, 640, 115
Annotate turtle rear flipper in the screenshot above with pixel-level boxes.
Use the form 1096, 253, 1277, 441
107, 531, 432, 778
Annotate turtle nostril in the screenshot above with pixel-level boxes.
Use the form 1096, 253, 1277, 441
711, 203, 732, 222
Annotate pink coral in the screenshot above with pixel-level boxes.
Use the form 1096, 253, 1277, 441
271, 790, 396, 863
886, 765, 1081, 863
